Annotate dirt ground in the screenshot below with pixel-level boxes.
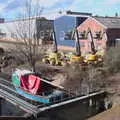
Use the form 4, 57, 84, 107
0, 62, 65, 84
1, 61, 120, 92
105, 73, 120, 106
88, 73, 120, 120
88, 105, 120, 120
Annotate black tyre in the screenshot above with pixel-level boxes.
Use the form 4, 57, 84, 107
0, 48, 4, 55
50, 59, 55, 66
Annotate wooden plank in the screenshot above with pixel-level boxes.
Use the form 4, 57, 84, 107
40, 78, 64, 89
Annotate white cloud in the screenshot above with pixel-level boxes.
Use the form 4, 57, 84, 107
104, 0, 120, 5
2, 0, 120, 20
0, 3, 6, 13
31, 0, 59, 8
67, 0, 81, 11
0, 0, 14, 13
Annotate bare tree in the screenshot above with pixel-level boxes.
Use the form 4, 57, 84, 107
9, 0, 45, 72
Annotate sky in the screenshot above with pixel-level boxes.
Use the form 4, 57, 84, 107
0, 0, 120, 20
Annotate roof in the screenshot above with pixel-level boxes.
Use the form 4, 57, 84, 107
43, 11, 92, 20
2, 17, 53, 23
66, 11, 92, 16
93, 16, 120, 29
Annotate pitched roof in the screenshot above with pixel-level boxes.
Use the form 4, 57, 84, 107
43, 11, 92, 20
93, 16, 120, 29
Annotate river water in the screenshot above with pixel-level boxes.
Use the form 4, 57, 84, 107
37, 93, 106, 120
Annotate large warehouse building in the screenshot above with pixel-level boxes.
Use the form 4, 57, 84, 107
0, 17, 53, 43
0, 17, 54, 51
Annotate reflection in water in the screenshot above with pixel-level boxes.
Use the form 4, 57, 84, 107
0, 93, 107, 120
0, 98, 26, 116
39, 94, 107, 120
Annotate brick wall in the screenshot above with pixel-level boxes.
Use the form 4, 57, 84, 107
78, 17, 104, 32
77, 18, 107, 54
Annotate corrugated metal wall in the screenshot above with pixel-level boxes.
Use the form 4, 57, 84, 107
54, 15, 87, 47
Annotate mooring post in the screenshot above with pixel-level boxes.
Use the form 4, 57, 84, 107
89, 98, 93, 106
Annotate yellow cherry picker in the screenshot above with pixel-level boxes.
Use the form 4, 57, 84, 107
64, 27, 84, 64
84, 28, 103, 65
42, 28, 63, 66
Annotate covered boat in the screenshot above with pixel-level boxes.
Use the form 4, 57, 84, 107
12, 69, 67, 104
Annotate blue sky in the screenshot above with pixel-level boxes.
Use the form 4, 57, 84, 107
0, 0, 120, 20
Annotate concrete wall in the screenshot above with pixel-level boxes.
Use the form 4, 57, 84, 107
0, 18, 54, 52
0, 19, 36, 40
0, 18, 54, 43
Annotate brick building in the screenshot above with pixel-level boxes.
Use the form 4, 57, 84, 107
77, 16, 120, 54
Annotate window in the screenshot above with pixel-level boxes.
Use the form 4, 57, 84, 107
60, 31, 65, 37
33, 33, 37, 39
94, 31, 102, 40
23, 33, 27, 38
0, 32, 6, 38
44, 31, 49, 37
79, 31, 87, 39
115, 39, 120, 47
40, 31, 44, 39
60, 31, 65, 41
78, 32, 82, 39
11, 33, 17, 38
0, 29, 6, 38
64, 31, 72, 40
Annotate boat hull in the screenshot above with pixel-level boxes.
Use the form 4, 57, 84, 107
15, 87, 50, 104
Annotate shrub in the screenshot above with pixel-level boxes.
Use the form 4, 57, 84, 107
63, 64, 105, 95
104, 47, 120, 74
63, 64, 87, 94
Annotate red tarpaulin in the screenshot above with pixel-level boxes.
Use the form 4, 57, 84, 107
20, 74, 42, 95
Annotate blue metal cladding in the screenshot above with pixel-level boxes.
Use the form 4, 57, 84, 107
54, 16, 76, 47
54, 16, 87, 47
